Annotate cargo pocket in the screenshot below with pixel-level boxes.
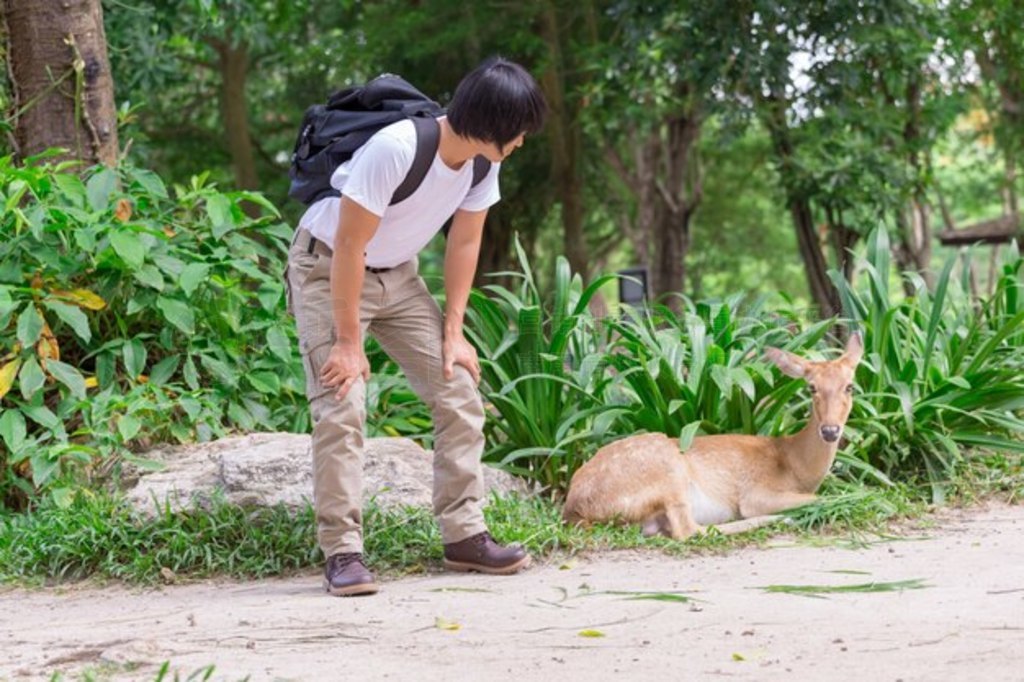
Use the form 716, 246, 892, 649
300, 333, 335, 402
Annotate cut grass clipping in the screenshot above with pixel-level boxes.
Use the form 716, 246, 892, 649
757, 578, 929, 599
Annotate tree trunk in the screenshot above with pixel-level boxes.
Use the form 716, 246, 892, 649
4, 0, 118, 166
209, 38, 259, 193
538, 1, 588, 279
764, 100, 840, 319
649, 113, 702, 308
900, 72, 934, 288
474, 209, 514, 290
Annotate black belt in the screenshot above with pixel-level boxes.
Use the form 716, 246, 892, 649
304, 233, 394, 273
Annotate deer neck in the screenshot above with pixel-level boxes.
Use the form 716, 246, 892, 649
781, 412, 838, 492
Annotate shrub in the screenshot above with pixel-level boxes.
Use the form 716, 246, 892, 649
0, 154, 306, 508
832, 227, 1024, 500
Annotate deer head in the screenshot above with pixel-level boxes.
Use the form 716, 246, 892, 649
765, 333, 863, 444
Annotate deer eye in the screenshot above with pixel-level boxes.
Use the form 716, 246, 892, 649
845, 384, 855, 394
807, 383, 818, 394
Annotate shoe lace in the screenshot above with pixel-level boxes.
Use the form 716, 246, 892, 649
330, 552, 363, 570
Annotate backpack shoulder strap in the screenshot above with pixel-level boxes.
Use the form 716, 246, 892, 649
471, 155, 492, 188
390, 115, 439, 205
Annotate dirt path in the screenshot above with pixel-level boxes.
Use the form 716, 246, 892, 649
3, 503, 1023, 682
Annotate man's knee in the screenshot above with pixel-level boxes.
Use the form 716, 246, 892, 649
429, 367, 484, 423
309, 381, 367, 428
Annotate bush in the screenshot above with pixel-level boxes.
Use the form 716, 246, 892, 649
467, 240, 623, 492
832, 227, 1024, 500
0, 154, 307, 508
467, 227, 1024, 498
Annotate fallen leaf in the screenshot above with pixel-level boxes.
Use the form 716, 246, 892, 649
0, 359, 21, 400
435, 617, 461, 631
53, 289, 107, 311
732, 653, 745, 661
37, 322, 60, 362
578, 629, 605, 638
114, 198, 133, 222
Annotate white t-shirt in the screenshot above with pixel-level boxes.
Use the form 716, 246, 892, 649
298, 118, 501, 268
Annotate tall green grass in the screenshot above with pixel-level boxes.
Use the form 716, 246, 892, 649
832, 228, 1024, 500
467, 239, 624, 492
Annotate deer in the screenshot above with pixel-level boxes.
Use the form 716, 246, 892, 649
563, 333, 863, 539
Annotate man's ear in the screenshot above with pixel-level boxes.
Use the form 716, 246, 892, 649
765, 347, 807, 378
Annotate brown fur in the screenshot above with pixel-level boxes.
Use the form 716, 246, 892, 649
563, 334, 863, 539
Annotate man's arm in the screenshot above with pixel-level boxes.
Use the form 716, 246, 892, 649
320, 196, 380, 399
442, 208, 487, 382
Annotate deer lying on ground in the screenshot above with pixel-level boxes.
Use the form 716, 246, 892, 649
563, 333, 863, 538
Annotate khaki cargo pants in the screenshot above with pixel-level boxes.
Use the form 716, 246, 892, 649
285, 228, 487, 557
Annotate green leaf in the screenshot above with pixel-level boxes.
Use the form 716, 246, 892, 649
248, 371, 281, 394
267, 326, 293, 362
179, 263, 210, 297
156, 297, 195, 335
18, 356, 46, 400
179, 394, 202, 420
45, 359, 86, 399
21, 404, 60, 430
16, 304, 44, 347
86, 167, 118, 211
49, 486, 75, 508
578, 630, 605, 638
118, 413, 142, 441
732, 367, 756, 401
183, 356, 199, 390
227, 402, 255, 430
133, 264, 165, 291
256, 282, 282, 312
206, 194, 234, 238
149, 355, 181, 386
0, 409, 27, 452
678, 421, 701, 452
29, 452, 59, 487
200, 354, 237, 387
53, 173, 87, 207
109, 230, 145, 270
43, 300, 91, 343
123, 338, 147, 378
127, 167, 168, 198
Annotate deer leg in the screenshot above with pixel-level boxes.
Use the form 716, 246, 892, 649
662, 501, 704, 540
739, 489, 817, 518
711, 515, 787, 536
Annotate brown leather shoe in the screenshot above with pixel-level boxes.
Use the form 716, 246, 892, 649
443, 531, 532, 575
323, 553, 379, 596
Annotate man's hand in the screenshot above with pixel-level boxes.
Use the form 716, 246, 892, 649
443, 332, 481, 384
320, 340, 370, 400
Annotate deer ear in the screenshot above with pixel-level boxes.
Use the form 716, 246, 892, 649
843, 332, 864, 366
765, 347, 807, 378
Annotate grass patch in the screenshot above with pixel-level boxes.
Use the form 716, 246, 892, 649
757, 578, 929, 598
782, 480, 923, 532
0, 468, 1009, 586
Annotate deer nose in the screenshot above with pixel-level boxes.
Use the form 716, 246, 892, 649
820, 425, 842, 443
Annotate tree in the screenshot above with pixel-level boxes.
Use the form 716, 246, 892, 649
950, 0, 1024, 221
106, 0, 354, 200
3, 0, 119, 165
586, 3, 739, 305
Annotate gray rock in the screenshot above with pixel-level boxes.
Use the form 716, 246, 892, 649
123, 433, 527, 515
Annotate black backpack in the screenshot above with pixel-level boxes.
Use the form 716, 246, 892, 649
288, 74, 491, 207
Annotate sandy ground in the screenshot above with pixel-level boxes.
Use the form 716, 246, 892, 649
2, 503, 1023, 682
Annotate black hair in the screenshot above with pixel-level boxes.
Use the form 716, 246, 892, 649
447, 57, 548, 152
